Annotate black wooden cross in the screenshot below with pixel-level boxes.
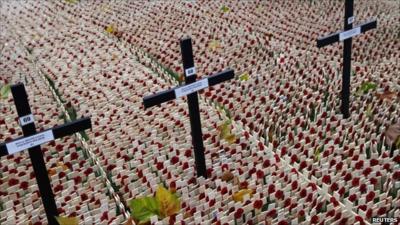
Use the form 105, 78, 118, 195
317, 0, 377, 118
0, 84, 91, 225
143, 37, 234, 178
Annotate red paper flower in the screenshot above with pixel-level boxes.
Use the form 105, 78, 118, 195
263, 159, 270, 168
20, 181, 29, 190
311, 215, 319, 224
360, 184, 367, 193
362, 167, 372, 176
355, 160, 364, 170
268, 184, 275, 194
275, 190, 284, 200
170, 156, 179, 165
256, 170, 264, 179
369, 177, 378, 185
326, 209, 335, 217
291, 180, 299, 190
299, 188, 307, 198
348, 194, 357, 202
266, 209, 277, 218
366, 191, 375, 202
335, 161, 344, 171
370, 158, 379, 166
8, 178, 19, 186
351, 177, 360, 187
277, 221, 288, 225
322, 175, 331, 184
330, 197, 339, 207
253, 200, 263, 209
234, 208, 244, 219
358, 205, 367, 211
355, 216, 366, 225
330, 182, 338, 191
377, 207, 386, 215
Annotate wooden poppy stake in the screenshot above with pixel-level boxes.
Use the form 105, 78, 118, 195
0, 84, 92, 225
317, 0, 377, 118
143, 37, 235, 178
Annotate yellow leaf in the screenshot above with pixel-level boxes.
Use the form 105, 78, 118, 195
208, 40, 220, 52
233, 189, 254, 202
57, 162, 69, 171
314, 147, 321, 162
218, 120, 236, 144
55, 216, 79, 225
105, 25, 116, 35
156, 185, 180, 218
239, 72, 250, 81
48, 168, 56, 176
65, 0, 78, 4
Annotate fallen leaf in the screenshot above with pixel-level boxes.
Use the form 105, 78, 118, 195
233, 189, 254, 202
129, 197, 159, 224
65, 0, 78, 4
218, 120, 236, 144
124, 218, 134, 225
221, 5, 230, 13
0, 84, 11, 99
365, 104, 373, 119
313, 146, 321, 162
356, 81, 377, 95
105, 25, 116, 35
55, 216, 79, 225
385, 123, 400, 147
208, 40, 220, 52
376, 90, 397, 101
221, 171, 234, 182
156, 185, 181, 218
239, 72, 250, 81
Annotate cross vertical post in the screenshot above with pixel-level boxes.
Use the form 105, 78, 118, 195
341, 0, 354, 118
11, 84, 59, 225
180, 38, 207, 178
316, 0, 377, 118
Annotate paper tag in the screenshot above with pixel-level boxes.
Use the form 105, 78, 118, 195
185, 67, 196, 77
175, 79, 209, 98
6, 130, 54, 154
19, 114, 35, 126
339, 27, 361, 41
348, 16, 355, 24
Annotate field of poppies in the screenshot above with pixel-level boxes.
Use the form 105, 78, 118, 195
0, 0, 399, 224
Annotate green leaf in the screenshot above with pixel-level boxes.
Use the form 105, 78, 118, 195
65, 0, 78, 4
129, 197, 159, 223
358, 81, 377, 94
221, 5, 230, 13
396, 136, 400, 149
313, 146, 321, 162
0, 84, 11, 99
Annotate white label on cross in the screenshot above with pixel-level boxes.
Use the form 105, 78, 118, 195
6, 130, 54, 154
348, 16, 355, 24
19, 114, 35, 126
339, 27, 361, 41
175, 79, 209, 98
185, 67, 196, 77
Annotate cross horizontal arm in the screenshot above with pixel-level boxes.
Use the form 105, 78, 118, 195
0, 117, 91, 157
317, 20, 377, 48
143, 69, 234, 109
